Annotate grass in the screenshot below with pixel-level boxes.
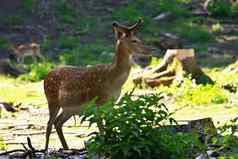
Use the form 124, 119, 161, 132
0, 76, 46, 108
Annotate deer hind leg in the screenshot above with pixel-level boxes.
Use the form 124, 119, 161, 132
45, 104, 60, 150
54, 111, 72, 150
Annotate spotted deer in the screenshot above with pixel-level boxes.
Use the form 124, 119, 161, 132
44, 19, 150, 150
10, 42, 44, 63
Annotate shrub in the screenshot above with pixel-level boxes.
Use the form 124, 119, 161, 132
18, 62, 55, 82
58, 36, 81, 49
211, 118, 238, 158
208, 0, 238, 17
22, 0, 37, 12
59, 43, 113, 66
0, 37, 9, 49
3, 15, 25, 26
159, 77, 229, 106
55, 0, 77, 24
82, 92, 204, 159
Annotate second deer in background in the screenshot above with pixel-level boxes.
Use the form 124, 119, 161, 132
10, 42, 44, 63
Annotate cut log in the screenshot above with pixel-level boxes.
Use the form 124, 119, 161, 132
133, 49, 213, 88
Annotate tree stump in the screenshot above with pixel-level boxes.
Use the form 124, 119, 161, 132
133, 49, 213, 88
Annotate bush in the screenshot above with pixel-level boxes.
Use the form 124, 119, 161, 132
82, 92, 204, 159
0, 37, 9, 49
59, 43, 113, 66
58, 36, 81, 49
211, 118, 238, 158
208, 0, 238, 17
2, 15, 25, 26
22, 0, 37, 12
18, 62, 55, 82
159, 77, 229, 106
55, 0, 77, 24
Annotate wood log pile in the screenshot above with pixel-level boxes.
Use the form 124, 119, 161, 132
133, 49, 214, 88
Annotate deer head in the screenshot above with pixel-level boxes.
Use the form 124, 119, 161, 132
112, 18, 151, 56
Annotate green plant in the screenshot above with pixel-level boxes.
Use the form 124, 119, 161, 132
159, 77, 229, 106
208, 0, 237, 17
55, 0, 77, 24
0, 137, 6, 150
176, 21, 213, 43
210, 118, 238, 158
59, 42, 113, 66
22, 0, 37, 12
18, 62, 55, 82
82, 92, 204, 159
211, 23, 224, 33
58, 35, 80, 49
3, 15, 25, 26
0, 37, 9, 49
41, 37, 53, 52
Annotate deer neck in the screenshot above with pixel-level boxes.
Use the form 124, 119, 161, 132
112, 40, 132, 73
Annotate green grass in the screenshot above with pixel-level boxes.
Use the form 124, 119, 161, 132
0, 76, 46, 107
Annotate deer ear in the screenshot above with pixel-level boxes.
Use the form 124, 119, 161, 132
129, 18, 144, 33
112, 22, 128, 39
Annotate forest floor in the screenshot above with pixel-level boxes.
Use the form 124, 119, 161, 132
1, 69, 238, 152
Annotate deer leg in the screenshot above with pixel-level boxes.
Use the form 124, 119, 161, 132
45, 105, 60, 150
54, 111, 72, 150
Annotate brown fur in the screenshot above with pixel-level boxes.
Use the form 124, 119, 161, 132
44, 19, 150, 150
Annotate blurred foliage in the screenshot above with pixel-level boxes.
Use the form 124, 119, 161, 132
55, 0, 77, 24
2, 15, 25, 26
158, 77, 229, 106
58, 35, 81, 49
208, 0, 238, 17
0, 37, 9, 50
22, 0, 37, 12
59, 42, 113, 66
18, 62, 55, 82
0, 137, 6, 150
82, 92, 204, 159
211, 118, 238, 158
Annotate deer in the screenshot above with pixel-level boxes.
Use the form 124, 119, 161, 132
10, 42, 44, 63
43, 18, 151, 150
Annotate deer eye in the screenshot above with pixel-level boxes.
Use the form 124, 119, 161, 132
132, 40, 138, 43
